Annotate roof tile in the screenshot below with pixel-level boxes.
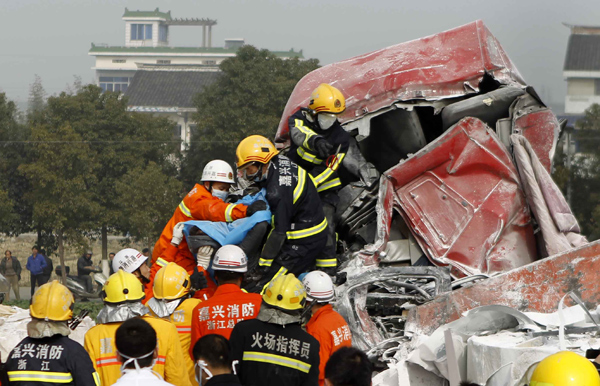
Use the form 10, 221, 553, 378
564, 34, 600, 71
125, 70, 221, 108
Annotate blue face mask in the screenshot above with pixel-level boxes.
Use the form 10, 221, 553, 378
211, 189, 229, 201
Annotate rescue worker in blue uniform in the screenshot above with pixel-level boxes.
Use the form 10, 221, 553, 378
236, 135, 328, 293
229, 274, 320, 386
287, 84, 354, 275
5, 281, 100, 386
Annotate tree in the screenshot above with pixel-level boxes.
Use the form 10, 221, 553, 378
181, 45, 319, 187
0, 93, 30, 234
27, 74, 46, 119
20, 85, 180, 273
116, 162, 183, 249
553, 103, 600, 240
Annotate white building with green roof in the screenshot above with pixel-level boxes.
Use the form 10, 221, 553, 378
88, 8, 304, 92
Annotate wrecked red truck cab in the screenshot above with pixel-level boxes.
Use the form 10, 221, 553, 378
276, 20, 588, 355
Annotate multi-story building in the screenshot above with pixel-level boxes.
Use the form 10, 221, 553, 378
88, 8, 304, 149
563, 23, 600, 116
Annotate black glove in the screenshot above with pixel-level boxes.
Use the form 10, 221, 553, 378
190, 267, 208, 290
318, 267, 338, 283
246, 200, 267, 217
314, 137, 334, 159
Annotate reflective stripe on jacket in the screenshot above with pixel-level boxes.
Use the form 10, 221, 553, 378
5, 335, 100, 386
152, 184, 248, 264
84, 314, 191, 386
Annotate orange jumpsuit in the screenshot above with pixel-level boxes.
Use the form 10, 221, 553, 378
152, 184, 248, 263
305, 304, 353, 386
83, 314, 191, 386
149, 297, 202, 385
150, 243, 216, 302
190, 284, 262, 356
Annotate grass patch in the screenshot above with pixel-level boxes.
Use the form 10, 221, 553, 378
3, 300, 104, 322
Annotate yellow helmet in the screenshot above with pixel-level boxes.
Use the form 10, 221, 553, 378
102, 270, 145, 304
530, 351, 600, 386
153, 262, 190, 300
308, 84, 346, 114
263, 273, 306, 311
30, 280, 74, 322
235, 135, 279, 169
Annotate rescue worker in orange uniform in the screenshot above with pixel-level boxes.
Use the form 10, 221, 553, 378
112, 247, 154, 304
151, 160, 266, 297
84, 270, 191, 386
302, 271, 352, 386
190, 245, 262, 354
147, 262, 202, 385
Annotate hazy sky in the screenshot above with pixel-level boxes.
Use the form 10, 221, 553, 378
1, 0, 599, 113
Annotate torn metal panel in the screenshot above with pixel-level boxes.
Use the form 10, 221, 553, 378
337, 266, 452, 351
388, 117, 537, 278
405, 239, 600, 336
512, 109, 561, 173
275, 20, 526, 146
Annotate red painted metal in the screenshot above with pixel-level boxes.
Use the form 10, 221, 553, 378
275, 20, 525, 145
513, 109, 560, 173
388, 117, 537, 278
406, 240, 600, 336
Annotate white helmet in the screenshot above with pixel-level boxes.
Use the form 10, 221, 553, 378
113, 248, 147, 274
212, 245, 248, 273
302, 271, 334, 302
201, 160, 235, 184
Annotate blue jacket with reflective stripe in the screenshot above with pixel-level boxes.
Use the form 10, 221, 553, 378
5, 335, 99, 386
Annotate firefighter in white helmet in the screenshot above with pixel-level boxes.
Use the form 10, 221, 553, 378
150, 160, 268, 300
190, 245, 262, 352
302, 271, 352, 386
112, 248, 153, 304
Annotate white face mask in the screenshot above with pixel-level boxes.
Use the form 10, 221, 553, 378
211, 189, 229, 201
318, 113, 338, 130
195, 360, 213, 386
119, 349, 158, 375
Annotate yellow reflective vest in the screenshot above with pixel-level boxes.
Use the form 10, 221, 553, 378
83, 314, 191, 386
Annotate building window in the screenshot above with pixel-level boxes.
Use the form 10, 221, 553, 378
174, 125, 182, 138
99, 77, 131, 93
595, 79, 600, 96
112, 59, 126, 63
205, 60, 216, 65
159, 25, 168, 42
157, 60, 171, 64
131, 24, 153, 40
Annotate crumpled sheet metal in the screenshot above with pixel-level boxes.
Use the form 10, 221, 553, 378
510, 97, 561, 174
405, 239, 600, 336
511, 134, 587, 257
337, 266, 451, 351
388, 117, 537, 278
404, 304, 597, 385
355, 174, 395, 266
275, 20, 525, 145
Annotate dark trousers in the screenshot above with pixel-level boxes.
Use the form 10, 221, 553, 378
80, 275, 93, 293
30, 274, 47, 297
239, 221, 269, 272
246, 233, 327, 294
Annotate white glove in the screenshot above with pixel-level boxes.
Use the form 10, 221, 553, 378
171, 222, 186, 246
196, 245, 214, 269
